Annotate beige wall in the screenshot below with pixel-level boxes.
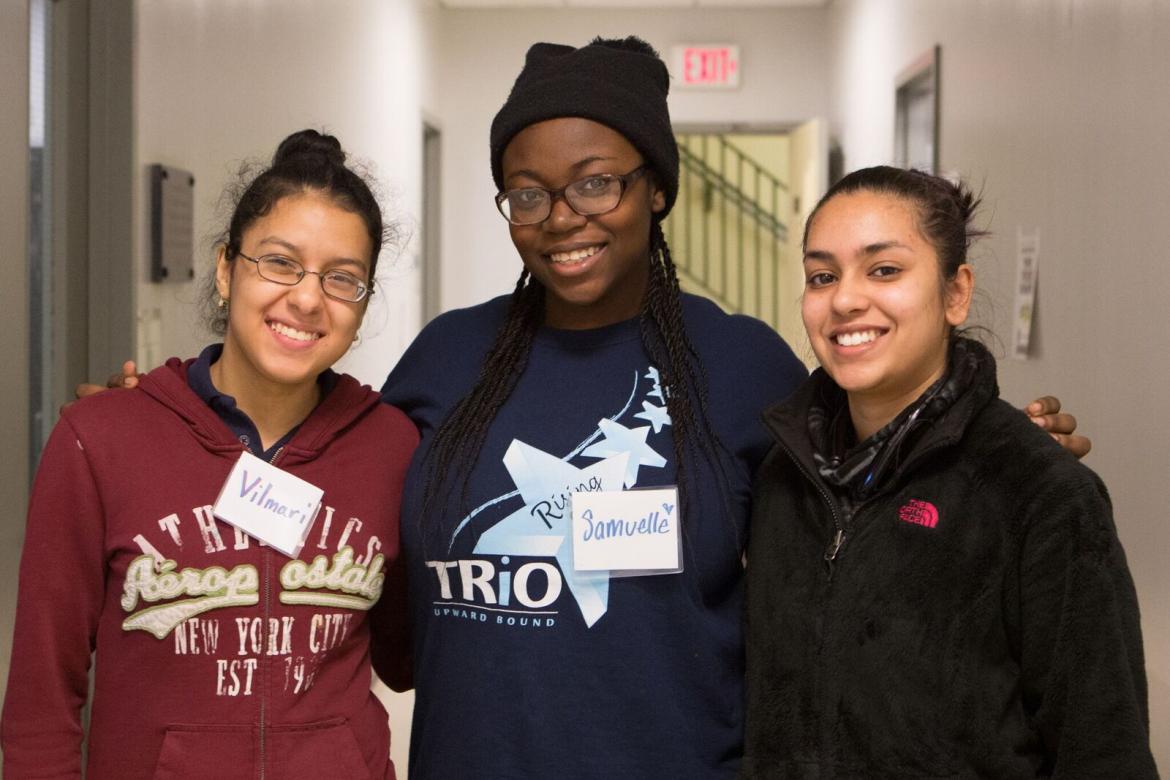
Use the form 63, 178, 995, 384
0, 0, 30, 719
783, 117, 828, 367
133, 0, 442, 390
828, 0, 1170, 767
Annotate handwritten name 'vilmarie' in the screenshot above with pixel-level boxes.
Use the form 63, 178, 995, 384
240, 470, 310, 522
580, 509, 670, 542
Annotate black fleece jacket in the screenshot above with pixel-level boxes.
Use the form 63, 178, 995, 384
744, 341, 1156, 779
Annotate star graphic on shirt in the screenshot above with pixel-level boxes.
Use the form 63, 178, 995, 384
644, 367, 665, 402
474, 440, 628, 627
633, 400, 672, 434
579, 418, 667, 488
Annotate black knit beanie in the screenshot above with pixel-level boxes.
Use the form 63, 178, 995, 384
489, 36, 679, 218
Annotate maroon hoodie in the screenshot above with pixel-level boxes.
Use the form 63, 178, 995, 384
2, 357, 418, 779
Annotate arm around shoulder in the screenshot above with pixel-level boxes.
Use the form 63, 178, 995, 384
365, 402, 418, 692
725, 313, 809, 405
369, 554, 413, 692
380, 301, 502, 415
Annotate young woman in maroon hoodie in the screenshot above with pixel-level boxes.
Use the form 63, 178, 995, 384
1, 130, 417, 779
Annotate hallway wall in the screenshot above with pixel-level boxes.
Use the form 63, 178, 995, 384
134, 0, 441, 388
0, 0, 31, 718
827, 0, 1170, 766
430, 7, 830, 311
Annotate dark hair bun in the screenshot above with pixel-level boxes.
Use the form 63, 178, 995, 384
209, 128, 391, 337
272, 129, 346, 168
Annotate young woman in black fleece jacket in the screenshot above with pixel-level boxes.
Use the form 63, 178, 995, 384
744, 166, 1157, 778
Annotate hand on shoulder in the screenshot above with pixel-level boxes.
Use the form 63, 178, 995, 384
67, 360, 139, 412
1025, 395, 1091, 458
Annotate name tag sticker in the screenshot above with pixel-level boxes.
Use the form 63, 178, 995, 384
571, 487, 682, 577
213, 451, 323, 557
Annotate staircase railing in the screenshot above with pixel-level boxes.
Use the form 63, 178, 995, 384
664, 133, 791, 332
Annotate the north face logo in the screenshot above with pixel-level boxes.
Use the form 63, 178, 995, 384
898, 499, 939, 529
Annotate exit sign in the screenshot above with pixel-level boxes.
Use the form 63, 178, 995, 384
672, 44, 741, 89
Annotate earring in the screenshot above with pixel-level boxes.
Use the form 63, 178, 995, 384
352, 332, 362, 347
218, 296, 229, 309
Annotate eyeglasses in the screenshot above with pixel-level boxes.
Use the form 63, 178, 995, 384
237, 252, 373, 303
495, 165, 650, 226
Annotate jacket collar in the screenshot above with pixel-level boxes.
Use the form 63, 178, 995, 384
762, 338, 1000, 498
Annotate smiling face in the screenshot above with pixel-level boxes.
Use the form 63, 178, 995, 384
500, 117, 665, 330
802, 190, 973, 434
215, 190, 372, 399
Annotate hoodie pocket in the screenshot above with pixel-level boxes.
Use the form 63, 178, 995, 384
152, 718, 371, 779
153, 723, 255, 779
266, 717, 372, 780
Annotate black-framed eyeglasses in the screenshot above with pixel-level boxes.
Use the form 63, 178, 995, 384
237, 252, 373, 303
495, 165, 650, 226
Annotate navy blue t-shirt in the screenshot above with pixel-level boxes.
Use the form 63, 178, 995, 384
381, 294, 806, 778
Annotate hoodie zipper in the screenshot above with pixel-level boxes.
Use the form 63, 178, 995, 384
772, 437, 849, 581
258, 445, 285, 780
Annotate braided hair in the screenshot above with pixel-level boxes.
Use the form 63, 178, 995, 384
420, 214, 730, 549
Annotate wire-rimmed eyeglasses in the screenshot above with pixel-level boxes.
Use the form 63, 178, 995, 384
237, 252, 373, 303
495, 165, 649, 226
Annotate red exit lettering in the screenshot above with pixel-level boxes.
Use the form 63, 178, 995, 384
680, 46, 739, 87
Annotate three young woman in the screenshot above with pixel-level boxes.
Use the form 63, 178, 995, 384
743, 167, 1155, 776
10, 40, 1099, 779
2, 131, 416, 778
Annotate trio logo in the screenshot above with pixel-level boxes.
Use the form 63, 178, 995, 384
426, 557, 563, 628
